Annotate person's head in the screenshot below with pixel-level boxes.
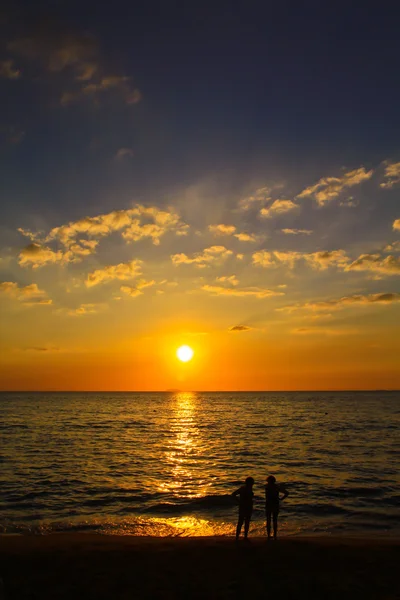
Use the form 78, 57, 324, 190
245, 476, 254, 487
266, 475, 276, 485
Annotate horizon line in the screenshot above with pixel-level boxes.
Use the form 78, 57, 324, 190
0, 389, 399, 394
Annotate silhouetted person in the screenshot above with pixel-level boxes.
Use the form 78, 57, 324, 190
265, 475, 289, 540
232, 477, 254, 541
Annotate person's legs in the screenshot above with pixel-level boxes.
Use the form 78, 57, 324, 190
272, 509, 279, 539
244, 514, 251, 538
236, 514, 244, 540
266, 509, 272, 538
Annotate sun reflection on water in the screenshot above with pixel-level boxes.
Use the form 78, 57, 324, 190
158, 392, 209, 499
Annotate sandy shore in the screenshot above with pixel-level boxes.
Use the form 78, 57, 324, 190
0, 534, 399, 599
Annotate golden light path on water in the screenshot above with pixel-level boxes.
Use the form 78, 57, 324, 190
152, 392, 232, 536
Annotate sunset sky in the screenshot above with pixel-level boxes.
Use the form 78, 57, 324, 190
1, 2, 399, 390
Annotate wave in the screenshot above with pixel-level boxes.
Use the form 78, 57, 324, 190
142, 494, 236, 514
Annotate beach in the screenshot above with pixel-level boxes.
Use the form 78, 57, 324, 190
1, 534, 399, 599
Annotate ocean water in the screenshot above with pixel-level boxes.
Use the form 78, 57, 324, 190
1, 391, 399, 537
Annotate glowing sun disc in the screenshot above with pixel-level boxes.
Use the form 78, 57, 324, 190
177, 345, 194, 362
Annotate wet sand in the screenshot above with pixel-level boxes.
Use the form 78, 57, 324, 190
0, 534, 399, 599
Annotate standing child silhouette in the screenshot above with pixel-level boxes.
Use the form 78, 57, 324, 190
265, 475, 289, 540
232, 477, 254, 541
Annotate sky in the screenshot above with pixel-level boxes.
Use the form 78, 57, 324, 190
1, 1, 399, 391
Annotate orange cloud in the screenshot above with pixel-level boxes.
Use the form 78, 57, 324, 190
18, 206, 188, 263
380, 162, 400, 189
85, 259, 142, 287
208, 224, 236, 236
216, 275, 239, 286
345, 254, 400, 276
393, 219, 400, 231
260, 199, 298, 218
18, 240, 99, 268
67, 303, 104, 316
18, 243, 65, 268
171, 246, 233, 268
238, 186, 272, 210
201, 284, 283, 298
280, 292, 400, 313
297, 167, 373, 206
120, 279, 156, 297
253, 249, 349, 270
281, 228, 312, 235
208, 224, 258, 242
252, 250, 275, 267
234, 232, 257, 242
0, 281, 51, 305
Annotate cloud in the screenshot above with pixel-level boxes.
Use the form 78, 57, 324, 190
115, 147, 134, 160
73, 77, 141, 106
8, 24, 98, 72
216, 275, 239, 286
297, 167, 373, 206
121, 206, 189, 244
120, 279, 156, 297
229, 325, 252, 332
302, 250, 349, 270
121, 207, 189, 245
260, 199, 299, 218
18, 239, 99, 268
384, 241, 400, 252
293, 327, 359, 336
252, 250, 275, 268
339, 196, 358, 208
380, 162, 400, 189
208, 224, 236, 236
22, 346, 60, 352
393, 219, 400, 232
44, 208, 137, 247
345, 254, 400, 276
18, 206, 189, 264
238, 186, 272, 211
208, 224, 258, 242
0, 281, 51, 305
171, 246, 233, 268
253, 249, 349, 270
280, 292, 400, 313
18, 243, 65, 268
120, 286, 142, 298
0, 59, 20, 79
272, 251, 304, 269
234, 232, 258, 242
85, 259, 142, 287
281, 228, 312, 235
7, 19, 140, 107
67, 303, 103, 316
201, 284, 284, 298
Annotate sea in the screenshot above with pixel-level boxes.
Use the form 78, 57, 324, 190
1, 391, 399, 538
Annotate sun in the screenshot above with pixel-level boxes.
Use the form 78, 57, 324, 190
177, 345, 194, 362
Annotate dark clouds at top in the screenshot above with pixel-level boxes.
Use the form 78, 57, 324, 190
0, 1, 400, 225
